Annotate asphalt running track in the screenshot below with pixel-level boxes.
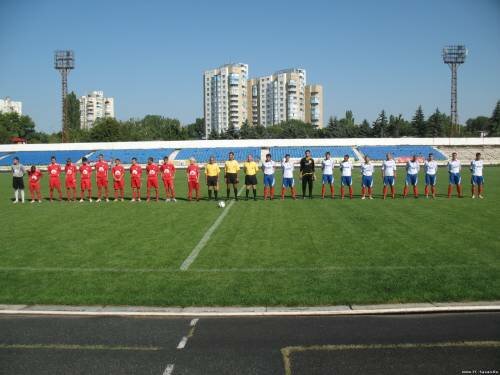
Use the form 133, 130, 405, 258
0, 312, 499, 374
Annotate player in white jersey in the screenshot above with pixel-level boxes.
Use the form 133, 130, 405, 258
447, 152, 463, 198
360, 156, 374, 200
470, 152, 484, 199
321, 152, 335, 199
262, 153, 276, 200
281, 154, 296, 200
339, 154, 353, 199
424, 153, 438, 199
403, 155, 420, 198
381, 153, 397, 199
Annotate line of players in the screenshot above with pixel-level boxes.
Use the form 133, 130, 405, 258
11, 150, 485, 203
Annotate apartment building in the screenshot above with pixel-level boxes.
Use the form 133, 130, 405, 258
79, 91, 114, 129
0, 97, 22, 115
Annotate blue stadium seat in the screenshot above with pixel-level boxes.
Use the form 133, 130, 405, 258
268, 146, 358, 161
357, 146, 447, 160
175, 148, 261, 162
90, 149, 174, 164
0, 150, 92, 166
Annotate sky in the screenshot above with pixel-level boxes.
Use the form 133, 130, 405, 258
0, 0, 499, 133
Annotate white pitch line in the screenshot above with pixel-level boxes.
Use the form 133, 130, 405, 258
179, 186, 244, 271
162, 364, 175, 375
176, 336, 188, 349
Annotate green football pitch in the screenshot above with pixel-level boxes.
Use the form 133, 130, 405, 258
0, 166, 498, 307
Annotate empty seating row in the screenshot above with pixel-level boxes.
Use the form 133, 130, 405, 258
357, 146, 447, 161
175, 147, 261, 162
268, 146, 358, 161
0, 150, 92, 166
89, 149, 174, 164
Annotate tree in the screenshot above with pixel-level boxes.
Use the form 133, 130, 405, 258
372, 110, 388, 138
358, 119, 372, 137
465, 116, 490, 136
490, 100, 500, 136
185, 118, 205, 139
426, 108, 446, 137
65, 91, 81, 132
0, 112, 37, 143
89, 117, 121, 142
412, 106, 426, 137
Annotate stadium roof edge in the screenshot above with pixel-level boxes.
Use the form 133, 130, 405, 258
0, 138, 499, 153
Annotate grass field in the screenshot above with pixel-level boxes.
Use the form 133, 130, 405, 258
0, 166, 499, 307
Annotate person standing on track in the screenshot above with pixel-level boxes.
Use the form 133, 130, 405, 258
299, 149, 315, 199
243, 154, 258, 201
205, 156, 220, 201
224, 151, 240, 201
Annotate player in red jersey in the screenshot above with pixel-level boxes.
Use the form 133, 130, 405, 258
64, 158, 78, 201
47, 156, 63, 201
130, 157, 142, 202
94, 154, 110, 202
79, 157, 93, 202
112, 158, 125, 201
187, 157, 201, 201
160, 155, 176, 202
28, 165, 43, 203
146, 157, 159, 202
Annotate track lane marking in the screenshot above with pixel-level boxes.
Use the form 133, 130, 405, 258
0, 343, 162, 351
162, 364, 175, 375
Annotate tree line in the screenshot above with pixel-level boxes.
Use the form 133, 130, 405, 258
1, 96, 498, 144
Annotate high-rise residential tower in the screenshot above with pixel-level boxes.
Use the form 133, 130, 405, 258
79, 91, 114, 129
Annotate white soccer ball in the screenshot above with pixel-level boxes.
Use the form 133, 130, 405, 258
218, 200, 226, 208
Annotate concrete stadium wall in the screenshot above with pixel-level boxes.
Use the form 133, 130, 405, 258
0, 137, 499, 152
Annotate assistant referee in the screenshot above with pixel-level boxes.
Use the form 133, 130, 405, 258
243, 154, 259, 201
205, 156, 220, 201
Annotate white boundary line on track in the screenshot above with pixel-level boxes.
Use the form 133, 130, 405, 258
162, 364, 175, 375
179, 186, 244, 271
0, 305, 498, 317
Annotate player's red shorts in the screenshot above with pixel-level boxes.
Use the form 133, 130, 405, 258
49, 178, 61, 189
162, 178, 174, 189
80, 179, 92, 190
147, 178, 159, 189
114, 180, 125, 190
29, 182, 40, 191
188, 180, 199, 190
97, 177, 108, 188
65, 179, 76, 189
131, 177, 141, 189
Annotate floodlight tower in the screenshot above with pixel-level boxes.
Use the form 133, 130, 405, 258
54, 50, 75, 143
442, 45, 467, 135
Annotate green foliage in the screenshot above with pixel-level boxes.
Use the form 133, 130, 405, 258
412, 106, 426, 137
0, 112, 37, 143
65, 91, 81, 132
426, 108, 446, 137
372, 110, 388, 137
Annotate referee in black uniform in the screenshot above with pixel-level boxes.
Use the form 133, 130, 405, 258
299, 149, 315, 199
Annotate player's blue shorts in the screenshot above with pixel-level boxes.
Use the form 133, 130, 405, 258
449, 172, 461, 185
383, 176, 395, 186
263, 174, 275, 187
282, 177, 294, 188
425, 174, 437, 186
471, 175, 484, 185
405, 173, 418, 186
362, 175, 373, 188
341, 176, 352, 186
322, 174, 334, 184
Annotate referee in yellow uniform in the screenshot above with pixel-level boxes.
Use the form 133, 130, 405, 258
205, 156, 221, 201
243, 154, 259, 201
224, 151, 240, 200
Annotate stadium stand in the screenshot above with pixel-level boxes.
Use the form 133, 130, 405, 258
269, 146, 358, 161
0, 150, 92, 166
437, 146, 500, 162
89, 149, 174, 164
175, 147, 261, 162
357, 145, 447, 161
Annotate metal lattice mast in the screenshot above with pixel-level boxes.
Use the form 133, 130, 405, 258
442, 45, 467, 135
54, 50, 75, 143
